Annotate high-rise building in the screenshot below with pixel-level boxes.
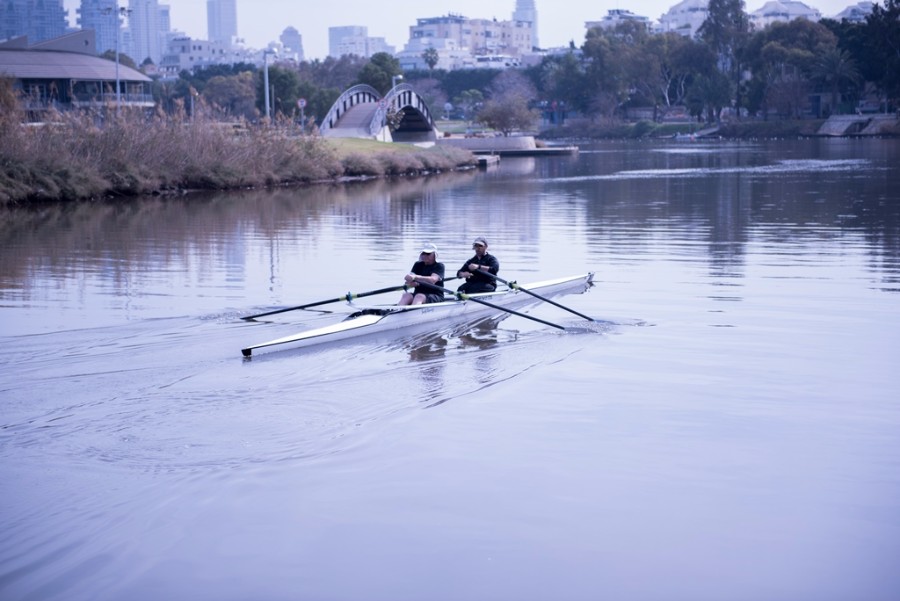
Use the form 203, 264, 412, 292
513, 0, 538, 49
159, 3, 170, 33
280, 26, 304, 60
128, 0, 164, 64
76, 0, 119, 54
208, 0, 237, 46
0, 0, 68, 44
329, 25, 368, 58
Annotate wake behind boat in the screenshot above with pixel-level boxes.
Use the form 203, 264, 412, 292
241, 273, 594, 357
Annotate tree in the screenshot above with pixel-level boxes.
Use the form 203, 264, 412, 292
355, 52, 402, 94
179, 63, 257, 95
698, 0, 750, 110
297, 55, 367, 90
626, 32, 713, 116
407, 77, 446, 116
296, 80, 341, 127
99, 50, 137, 70
742, 19, 838, 118
422, 47, 439, 70
526, 52, 590, 124
488, 69, 536, 101
256, 65, 301, 118
581, 25, 634, 120
476, 70, 538, 135
203, 72, 258, 120
687, 70, 732, 122
811, 47, 860, 114
476, 100, 537, 135
453, 89, 483, 124
865, 0, 900, 108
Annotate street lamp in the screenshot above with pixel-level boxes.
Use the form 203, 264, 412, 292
103, 3, 131, 114
391, 74, 403, 89
263, 48, 277, 120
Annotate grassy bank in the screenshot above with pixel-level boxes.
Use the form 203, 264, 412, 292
0, 109, 476, 205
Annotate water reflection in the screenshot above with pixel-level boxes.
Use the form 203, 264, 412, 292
405, 317, 512, 408
1, 139, 897, 328
406, 317, 505, 365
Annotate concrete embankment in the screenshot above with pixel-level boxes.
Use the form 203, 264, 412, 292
818, 114, 900, 136
437, 135, 578, 156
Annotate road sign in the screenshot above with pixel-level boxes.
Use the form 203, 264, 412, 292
297, 98, 307, 108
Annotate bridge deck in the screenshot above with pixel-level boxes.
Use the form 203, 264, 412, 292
326, 103, 379, 138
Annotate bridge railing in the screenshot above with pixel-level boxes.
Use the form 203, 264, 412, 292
319, 84, 382, 135
367, 83, 435, 137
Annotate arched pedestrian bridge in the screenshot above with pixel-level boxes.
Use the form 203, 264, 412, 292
319, 83, 438, 143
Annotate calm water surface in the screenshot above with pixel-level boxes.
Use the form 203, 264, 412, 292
1, 139, 899, 601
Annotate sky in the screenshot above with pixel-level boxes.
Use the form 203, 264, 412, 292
64, 0, 859, 60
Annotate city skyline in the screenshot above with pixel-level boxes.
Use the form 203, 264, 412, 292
61, 0, 861, 60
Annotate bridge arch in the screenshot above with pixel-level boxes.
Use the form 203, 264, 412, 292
320, 83, 439, 143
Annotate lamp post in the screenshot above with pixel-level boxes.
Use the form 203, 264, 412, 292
263, 49, 277, 121
391, 74, 403, 89
104, 3, 131, 115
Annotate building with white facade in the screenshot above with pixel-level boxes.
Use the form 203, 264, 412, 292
513, 0, 538, 49
328, 26, 367, 57
158, 35, 243, 77
396, 13, 533, 70
586, 9, 652, 32
832, 1, 873, 22
749, 0, 821, 29
395, 36, 468, 71
657, 0, 709, 37
207, 0, 237, 46
328, 25, 395, 58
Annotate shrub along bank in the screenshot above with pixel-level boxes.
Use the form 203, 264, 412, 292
0, 111, 476, 205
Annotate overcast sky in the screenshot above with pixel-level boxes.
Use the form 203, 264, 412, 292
64, 0, 858, 60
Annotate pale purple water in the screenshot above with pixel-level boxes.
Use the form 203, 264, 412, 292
1, 139, 898, 601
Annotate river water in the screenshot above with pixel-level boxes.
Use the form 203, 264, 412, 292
1, 138, 899, 601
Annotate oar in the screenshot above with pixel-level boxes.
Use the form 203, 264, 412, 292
481, 272, 594, 322
416, 281, 565, 330
241, 285, 407, 321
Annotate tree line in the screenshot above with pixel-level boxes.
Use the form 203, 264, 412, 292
152, 0, 898, 129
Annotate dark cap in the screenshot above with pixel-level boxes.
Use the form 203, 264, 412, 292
472, 237, 488, 247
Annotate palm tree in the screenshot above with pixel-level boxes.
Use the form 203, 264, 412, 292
422, 47, 439, 70
812, 48, 860, 115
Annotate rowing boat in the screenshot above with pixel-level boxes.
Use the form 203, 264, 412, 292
241, 273, 594, 356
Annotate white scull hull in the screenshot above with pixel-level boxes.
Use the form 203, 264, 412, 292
241, 273, 594, 356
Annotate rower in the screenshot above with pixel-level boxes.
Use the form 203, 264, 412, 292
398, 243, 446, 305
457, 237, 500, 293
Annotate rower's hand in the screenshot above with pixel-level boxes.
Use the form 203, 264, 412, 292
404, 273, 416, 284
460, 271, 471, 279
468, 263, 480, 271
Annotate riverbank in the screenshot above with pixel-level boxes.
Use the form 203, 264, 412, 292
540, 117, 900, 140
0, 113, 477, 205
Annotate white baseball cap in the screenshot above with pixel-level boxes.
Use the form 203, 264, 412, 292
421, 243, 438, 254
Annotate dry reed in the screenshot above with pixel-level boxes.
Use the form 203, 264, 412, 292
0, 81, 475, 205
